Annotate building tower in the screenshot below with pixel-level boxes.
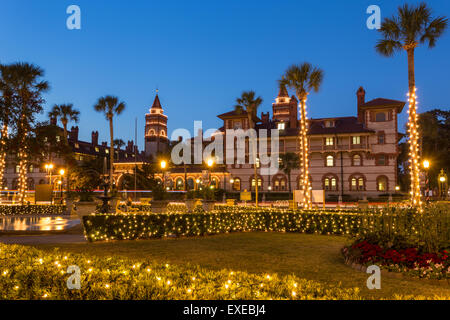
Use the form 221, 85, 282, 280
272, 84, 298, 129
144, 93, 169, 159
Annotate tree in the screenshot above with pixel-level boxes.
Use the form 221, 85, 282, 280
280, 63, 323, 209
1, 63, 49, 203
94, 96, 126, 190
279, 152, 300, 194
113, 138, 125, 161
376, 2, 448, 207
235, 91, 263, 206
48, 104, 80, 142
0, 64, 15, 190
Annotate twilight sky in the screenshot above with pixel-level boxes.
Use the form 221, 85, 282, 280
0, 0, 449, 150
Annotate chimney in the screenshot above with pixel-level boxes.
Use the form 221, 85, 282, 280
91, 131, 99, 146
357, 87, 366, 123
69, 126, 79, 141
261, 112, 270, 124
101, 141, 107, 147
126, 140, 134, 153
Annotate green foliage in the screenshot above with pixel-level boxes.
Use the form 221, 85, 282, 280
151, 183, 167, 201
200, 187, 215, 201
354, 204, 450, 253
68, 158, 102, 202
0, 205, 66, 216
0, 243, 364, 300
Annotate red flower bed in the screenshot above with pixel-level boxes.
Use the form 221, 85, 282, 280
351, 240, 448, 268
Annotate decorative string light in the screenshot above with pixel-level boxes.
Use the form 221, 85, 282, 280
406, 88, 422, 208
299, 97, 312, 209
0, 125, 8, 191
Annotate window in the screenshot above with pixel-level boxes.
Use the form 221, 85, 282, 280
232, 178, 241, 191
375, 112, 386, 122
350, 176, 365, 191
187, 178, 195, 190
352, 154, 361, 166
326, 155, 334, 167
325, 137, 334, 146
376, 154, 387, 166
149, 129, 156, 136
56, 136, 60, 142
352, 136, 361, 145
377, 176, 388, 191
277, 122, 286, 130
15, 165, 20, 173
75, 143, 79, 148
175, 178, 184, 190
255, 157, 260, 168
324, 176, 337, 191
325, 120, 335, 128
95, 147, 99, 152
160, 130, 166, 136
251, 178, 262, 191
105, 149, 109, 154
378, 133, 385, 144
29, 165, 34, 173
211, 177, 219, 188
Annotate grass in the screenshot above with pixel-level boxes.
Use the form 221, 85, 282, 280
32, 231, 450, 299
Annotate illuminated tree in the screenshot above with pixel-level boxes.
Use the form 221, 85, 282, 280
1, 63, 49, 203
376, 3, 448, 207
280, 63, 323, 209
94, 96, 126, 190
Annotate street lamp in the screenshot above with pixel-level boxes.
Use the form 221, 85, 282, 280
44, 163, 54, 184
160, 160, 167, 189
422, 160, 430, 199
438, 169, 448, 200
205, 158, 214, 187
59, 169, 65, 199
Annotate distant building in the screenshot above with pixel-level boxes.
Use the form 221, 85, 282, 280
124, 87, 404, 199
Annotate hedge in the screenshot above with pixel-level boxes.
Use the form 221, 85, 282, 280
0, 243, 363, 300
83, 208, 365, 242
0, 205, 66, 216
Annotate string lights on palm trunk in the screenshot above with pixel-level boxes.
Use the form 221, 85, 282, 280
407, 88, 422, 208
299, 97, 312, 209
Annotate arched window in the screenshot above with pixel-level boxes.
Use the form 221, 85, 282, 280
377, 176, 388, 192
160, 130, 166, 137
155, 177, 163, 185
350, 175, 365, 191
187, 178, 195, 190
211, 177, 219, 188
280, 179, 286, 191
175, 177, 184, 190
148, 129, 156, 136
232, 178, 241, 191
323, 175, 338, 191
166, 179, 173, 190
352, 154, 362, 166
326, 155, 334, 167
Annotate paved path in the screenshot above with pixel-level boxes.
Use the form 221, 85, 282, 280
0, 234, 86, 245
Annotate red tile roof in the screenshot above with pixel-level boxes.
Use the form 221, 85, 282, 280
360, 98, 405, 112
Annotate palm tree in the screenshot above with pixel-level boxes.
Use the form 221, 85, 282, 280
48, 104, 80, 142
375, 3, 447, 207
280, 63, 324, 209
279, 152, 300, 194
0, 64, 15, 191
94, 96, 126, 190
113, 138, 125, 161
2, 63, 49, 203
235, 91, 263, 206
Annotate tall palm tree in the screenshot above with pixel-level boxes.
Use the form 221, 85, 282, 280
48, 104, 80, 142
235, 91, 263, 206
2, 63, 49, 203
279, 152, 300, 194
94, 96, 126, 190
376, 3, 447, 207
280, 63, 324, 209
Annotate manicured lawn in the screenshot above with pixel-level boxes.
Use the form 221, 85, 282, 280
34, 232, 449, 299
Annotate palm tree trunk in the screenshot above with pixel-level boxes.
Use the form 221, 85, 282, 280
0, 124, 8, 190
109, 117, 114, 191
298, 96, 312, 209
62, 121, 68, 141
406, 46, 421, 206
17, 126, 27, 204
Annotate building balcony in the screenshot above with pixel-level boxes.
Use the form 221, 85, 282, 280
309, 143, 370, 152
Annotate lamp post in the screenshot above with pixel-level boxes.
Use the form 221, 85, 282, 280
44, 163, 54, 184
423, 160, 430, 199
438, 169, 447, 200
160, 160, 167, 190
206, 158, 214, 187
59, 169, 65, 199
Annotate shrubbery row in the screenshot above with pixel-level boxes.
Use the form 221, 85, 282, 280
0, 204, 66, 216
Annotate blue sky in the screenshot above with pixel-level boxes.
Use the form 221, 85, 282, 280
0, 0, 449, 150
